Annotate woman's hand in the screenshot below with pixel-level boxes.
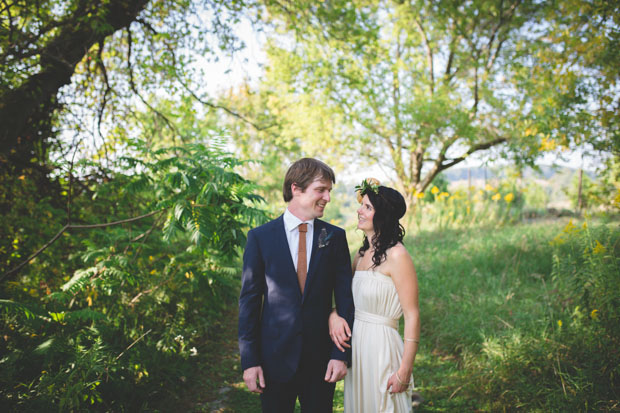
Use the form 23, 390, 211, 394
328, 308, 351, 352
386, 370, 410, 394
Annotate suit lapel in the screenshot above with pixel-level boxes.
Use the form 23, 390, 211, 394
274, 215, 303, 300
303, 219, 325, 303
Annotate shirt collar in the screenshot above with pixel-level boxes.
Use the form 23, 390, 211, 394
284, 208, 314, 232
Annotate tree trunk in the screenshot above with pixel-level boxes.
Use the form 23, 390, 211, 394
577, 168, 583, 212
0, 0, 150, 174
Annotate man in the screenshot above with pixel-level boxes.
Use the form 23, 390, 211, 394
238, 158, 355, 412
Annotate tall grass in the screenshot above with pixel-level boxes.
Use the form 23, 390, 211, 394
410, 181, 523, 231
408, 218, 619, 411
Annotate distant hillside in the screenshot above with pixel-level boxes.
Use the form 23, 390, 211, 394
442, 165, 594, 183
442, 165, 598, 210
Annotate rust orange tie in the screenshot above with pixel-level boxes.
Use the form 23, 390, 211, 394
297, 223, 308, 294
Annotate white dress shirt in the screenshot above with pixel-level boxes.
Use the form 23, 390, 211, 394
283, 208, 314, 273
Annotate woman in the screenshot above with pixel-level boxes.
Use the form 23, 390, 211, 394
329, 178, 420, 412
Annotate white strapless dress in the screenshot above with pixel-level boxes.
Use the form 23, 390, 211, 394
344, 270, 413, 413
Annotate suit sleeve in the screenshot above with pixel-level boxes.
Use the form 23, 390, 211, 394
238, 229, 265, 371
331, 229, 355, 363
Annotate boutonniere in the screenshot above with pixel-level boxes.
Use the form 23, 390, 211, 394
318, 228, 333, 248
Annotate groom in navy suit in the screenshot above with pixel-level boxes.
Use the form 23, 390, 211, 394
239, 158, 355, 412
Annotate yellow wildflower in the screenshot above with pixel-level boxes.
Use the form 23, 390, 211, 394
557, 320, 562, 327
592, 240, 606, 255
549, 233, 566, 246
492, 193, 501, 202
539, 136, 557, 151
484, 184, 494, 192
431, 186, 439, 194
562, 220, 578, 234
504, 193, 514, 203
416, 192, 425, 199
590, 309, 599, 319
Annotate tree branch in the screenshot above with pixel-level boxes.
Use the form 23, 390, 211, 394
440, 137, 507, 170
0, 0, 150, 168
125, 26, 179, 137
115, 329, 153, 361
419, 136, 458, 190
413, 16, 435, 94
0, 209, 163, 283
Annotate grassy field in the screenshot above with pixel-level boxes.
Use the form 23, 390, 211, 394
189, 218, 619, 412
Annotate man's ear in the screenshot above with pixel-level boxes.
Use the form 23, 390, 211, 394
291, 183, 301, 196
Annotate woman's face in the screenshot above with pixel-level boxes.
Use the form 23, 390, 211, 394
357, 194, 375, 232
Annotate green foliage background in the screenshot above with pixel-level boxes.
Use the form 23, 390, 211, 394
1, 0, 619, 411
0, 141, 266, 410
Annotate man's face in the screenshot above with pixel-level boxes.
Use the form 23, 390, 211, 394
291, 178, 332, 220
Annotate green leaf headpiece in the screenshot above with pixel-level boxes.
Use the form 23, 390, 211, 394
355, 177, 380, 203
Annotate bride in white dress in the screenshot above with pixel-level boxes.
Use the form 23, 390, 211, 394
329, 179, 420, 412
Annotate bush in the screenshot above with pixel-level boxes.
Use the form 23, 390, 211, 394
0, 141, 267, 411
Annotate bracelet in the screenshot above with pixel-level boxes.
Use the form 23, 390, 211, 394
394, 371, 413, 390
404, 337, 419, 343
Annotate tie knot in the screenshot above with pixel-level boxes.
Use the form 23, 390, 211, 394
298, 223, 308, 233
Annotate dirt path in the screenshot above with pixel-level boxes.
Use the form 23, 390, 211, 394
192, 306, 261, 412
154, 305, 261, 412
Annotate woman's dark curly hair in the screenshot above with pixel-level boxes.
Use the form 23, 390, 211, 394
359, 186, 407, 268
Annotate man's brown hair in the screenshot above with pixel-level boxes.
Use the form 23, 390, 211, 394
282, 158, 336, 202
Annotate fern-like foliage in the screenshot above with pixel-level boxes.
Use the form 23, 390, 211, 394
1, 135, 268, 411
0, 299, 38, 320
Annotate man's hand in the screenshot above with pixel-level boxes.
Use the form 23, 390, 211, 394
243, 366, 265, 393
324, 359, 347, 383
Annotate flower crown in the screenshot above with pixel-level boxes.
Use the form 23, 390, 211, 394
355, 177, 380, 203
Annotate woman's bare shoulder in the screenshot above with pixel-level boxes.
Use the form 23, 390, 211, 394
387, 242, 410, 259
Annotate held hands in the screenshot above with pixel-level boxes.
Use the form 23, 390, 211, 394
324, 359, 347, 383
243, 366, 265, 393
328, 309, 351, 352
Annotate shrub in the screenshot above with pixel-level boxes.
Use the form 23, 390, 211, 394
0, 141, 267, 411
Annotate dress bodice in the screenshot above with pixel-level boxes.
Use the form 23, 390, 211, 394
352, 270, 403, 321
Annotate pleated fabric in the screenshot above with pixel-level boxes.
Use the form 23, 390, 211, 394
344, 270, 413, 413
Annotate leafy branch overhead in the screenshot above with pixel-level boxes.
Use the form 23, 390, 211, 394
0, 0, 264, 178
0, 0, 150, 171
245, 0, 618, 202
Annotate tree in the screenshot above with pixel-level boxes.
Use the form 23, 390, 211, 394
0, 0, 259, 178
0, 0, 149, 173
250, 0, 618, 203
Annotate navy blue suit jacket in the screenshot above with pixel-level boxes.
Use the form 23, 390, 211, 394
238, 215, 354, 383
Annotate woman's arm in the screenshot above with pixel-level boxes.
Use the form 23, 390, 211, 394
386, 244, 420, 393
